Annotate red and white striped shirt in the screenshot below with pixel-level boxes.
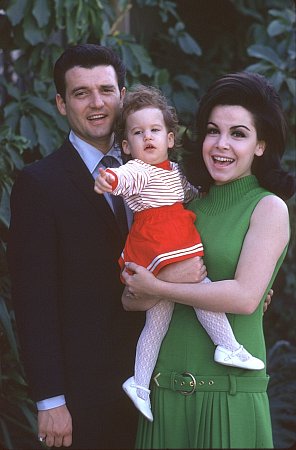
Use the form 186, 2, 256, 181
107, 159, 199, 211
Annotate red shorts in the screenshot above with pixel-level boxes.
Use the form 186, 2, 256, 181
119, 203, 204, 276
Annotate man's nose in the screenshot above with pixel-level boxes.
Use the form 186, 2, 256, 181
90, 92, 104, 108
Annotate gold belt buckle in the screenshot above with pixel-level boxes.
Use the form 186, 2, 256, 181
180, 372, 196, 395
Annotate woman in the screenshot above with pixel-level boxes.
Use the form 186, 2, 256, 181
121, 72, 295, 449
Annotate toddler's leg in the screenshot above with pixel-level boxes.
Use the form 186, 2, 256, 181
135, 300, 174, 400
195, 278, 264, 370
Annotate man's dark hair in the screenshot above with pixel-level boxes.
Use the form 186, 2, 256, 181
53, 43, 126, 100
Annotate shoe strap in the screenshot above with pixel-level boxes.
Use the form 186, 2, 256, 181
131, 382, 151, 394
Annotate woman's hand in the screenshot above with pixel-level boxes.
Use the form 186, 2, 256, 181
122, 263, 161, 298
121, 286, 160, 311
263, 288, 273, 314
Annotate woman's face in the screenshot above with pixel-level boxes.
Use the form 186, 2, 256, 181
202, 105, 266, 185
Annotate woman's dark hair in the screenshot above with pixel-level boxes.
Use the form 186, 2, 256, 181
53, 43, 126, 100
183, 72, 295, 199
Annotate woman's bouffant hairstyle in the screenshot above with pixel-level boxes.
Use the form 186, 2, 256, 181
116, 84, 179, 150
53, 43, 126, 100
183, 72, 295, 200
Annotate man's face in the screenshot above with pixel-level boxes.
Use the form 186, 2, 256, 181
56, 65, 125, 152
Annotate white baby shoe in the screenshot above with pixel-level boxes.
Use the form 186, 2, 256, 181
214, 345, 265, 370
122, 376, 153, 422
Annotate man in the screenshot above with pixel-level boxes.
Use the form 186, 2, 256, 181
8, 44, 145, 449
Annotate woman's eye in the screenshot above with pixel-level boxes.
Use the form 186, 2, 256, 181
207, 127, 218, 135
232, 130, 245, 138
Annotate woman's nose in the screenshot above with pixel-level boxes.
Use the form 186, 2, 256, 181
216, 134, 230, 150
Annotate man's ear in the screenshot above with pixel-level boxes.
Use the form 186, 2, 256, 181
120, 87, 126, 106
255, 140, 266, 157
122, 140, 131, 155
56, 94, 67, 116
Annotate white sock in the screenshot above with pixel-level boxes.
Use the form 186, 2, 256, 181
134, 300, 174, 400
194, 277, 241, 351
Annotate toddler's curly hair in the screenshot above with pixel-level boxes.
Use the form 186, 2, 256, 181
116, 85, 179, 148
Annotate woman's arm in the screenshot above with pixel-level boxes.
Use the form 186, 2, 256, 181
122, 195, 289, 315
122, 257, 208, 311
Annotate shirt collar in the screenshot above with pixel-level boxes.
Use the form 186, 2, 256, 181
69, 130, 123, 174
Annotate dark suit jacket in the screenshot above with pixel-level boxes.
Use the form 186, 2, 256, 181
8, 138, 143, 412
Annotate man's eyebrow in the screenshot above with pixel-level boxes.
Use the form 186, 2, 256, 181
101, 84, 116, 89
71, 84, 116, 94
71, 86, 88, 94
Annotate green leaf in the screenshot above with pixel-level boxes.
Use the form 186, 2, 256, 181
286, 78, 296, 97
4, 101, 20, 119
245, 62, 271, 73
66, 4, 78, 43
28, 96, 58, 117
154, 68, 170, 86
54, 0, 65, 28
32, 115, 55, 156
129, 44, 155, 77
0, 297, 18, 359
177, 32, 202, 56
5, 85, 21, 101
6, 0, 27, 26
247, 45, 284, 69
32, 0, 51, 27
23, 14, 45, 45
268, 8, 295, 24
4, 147, 24, 171
268, 20, 289, 37
20, 116, 37, 147
4, 103, 21, 131
269, 71, 285, 91
174, 74, 199, 90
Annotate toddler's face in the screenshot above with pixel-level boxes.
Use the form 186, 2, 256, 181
122, 107, 174, 165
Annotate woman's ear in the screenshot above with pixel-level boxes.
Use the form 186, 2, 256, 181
255, 140, 266, 157
122, 140, 131, 155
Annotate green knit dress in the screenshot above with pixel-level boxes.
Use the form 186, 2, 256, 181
135, 175, 288, 449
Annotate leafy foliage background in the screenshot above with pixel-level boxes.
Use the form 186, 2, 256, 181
0, 0, 295, 448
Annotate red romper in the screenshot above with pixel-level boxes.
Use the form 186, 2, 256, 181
106, 159, 204, 275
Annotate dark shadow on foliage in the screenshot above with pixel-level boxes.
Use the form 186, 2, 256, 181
267, 340, 296, 449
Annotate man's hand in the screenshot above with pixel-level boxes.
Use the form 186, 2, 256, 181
94, 168, 115, 194
38, 404, 72, 447
263, 288, 273, 314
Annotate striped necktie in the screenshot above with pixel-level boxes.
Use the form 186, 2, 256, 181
100, 156, 129, 240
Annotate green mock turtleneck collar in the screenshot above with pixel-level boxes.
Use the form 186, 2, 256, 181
197, 175, 262, 214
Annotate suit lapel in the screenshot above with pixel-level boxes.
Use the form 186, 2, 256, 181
60, 139, 121, 239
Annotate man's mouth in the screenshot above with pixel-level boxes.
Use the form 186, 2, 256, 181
87, 114, 107, 121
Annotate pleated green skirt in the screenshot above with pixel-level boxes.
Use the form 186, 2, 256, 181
135, 304, 274, 449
